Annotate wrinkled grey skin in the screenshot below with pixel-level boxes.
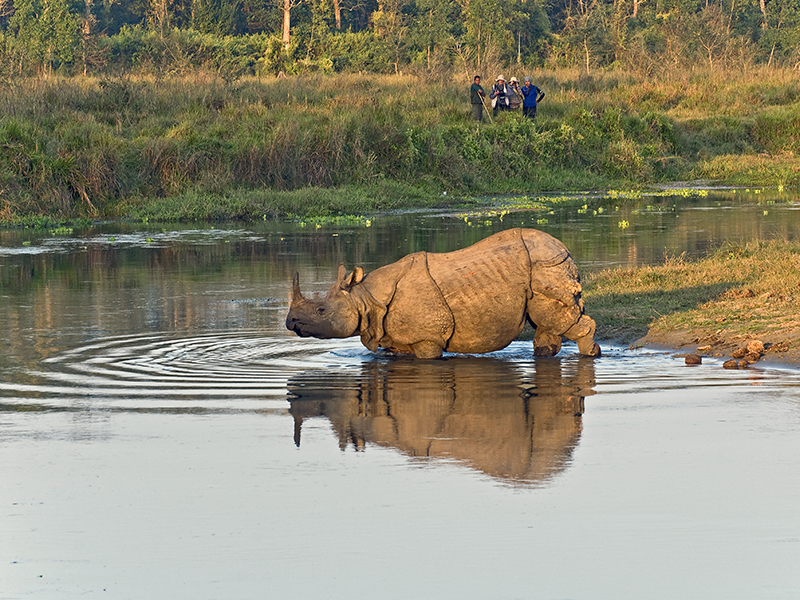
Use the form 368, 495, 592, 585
286, 228, 601, 359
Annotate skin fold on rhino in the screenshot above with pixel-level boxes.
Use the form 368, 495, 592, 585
286, 228, 601, 359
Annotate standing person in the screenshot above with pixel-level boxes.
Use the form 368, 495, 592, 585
490, 75, 510, 116
508, 77, 522, 110
521, 76, 545, 119
470, 75, 486, 121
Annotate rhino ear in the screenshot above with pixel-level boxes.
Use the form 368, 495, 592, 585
340, 266, 365, 291
336, 264, 347, 283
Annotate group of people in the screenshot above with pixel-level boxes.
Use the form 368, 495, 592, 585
470, 74, 545, 121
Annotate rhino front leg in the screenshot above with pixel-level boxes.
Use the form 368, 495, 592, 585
564, 315, 601, 357
411, 340, 445, 359
533, 328, 562, 357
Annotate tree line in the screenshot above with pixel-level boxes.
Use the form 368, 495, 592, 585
0, 0, 798, 78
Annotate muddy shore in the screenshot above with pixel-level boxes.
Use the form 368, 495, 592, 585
635, 329, 800, 369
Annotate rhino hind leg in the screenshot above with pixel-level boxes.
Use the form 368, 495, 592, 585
533, 329, 562, 357
564, 315, 601, 357
411, 340, 445, 359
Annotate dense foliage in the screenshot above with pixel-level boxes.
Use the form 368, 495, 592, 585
1, 0, 799, 77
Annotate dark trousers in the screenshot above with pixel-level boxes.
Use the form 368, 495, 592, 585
523, 106, 537, 119
471, 103, 483, 121
493, 103, 509, 117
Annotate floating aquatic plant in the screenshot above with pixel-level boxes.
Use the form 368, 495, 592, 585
49, 227, 74, 236
293, 214, 374, 228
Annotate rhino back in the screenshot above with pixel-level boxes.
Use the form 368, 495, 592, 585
426, 229, 534, 353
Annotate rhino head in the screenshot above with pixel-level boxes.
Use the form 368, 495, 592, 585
286, 264, 366, 339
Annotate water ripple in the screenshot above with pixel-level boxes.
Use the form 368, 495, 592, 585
1, 331, 367, 411
2, 333, 799, 413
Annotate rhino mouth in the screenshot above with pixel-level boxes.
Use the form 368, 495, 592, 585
287, 319, 327, 338
286, 317, 309, 337
290, 326, 311, 337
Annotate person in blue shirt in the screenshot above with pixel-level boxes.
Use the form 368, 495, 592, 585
521, 76, 545, 119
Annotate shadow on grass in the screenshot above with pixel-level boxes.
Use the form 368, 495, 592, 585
585, 282, 741, 343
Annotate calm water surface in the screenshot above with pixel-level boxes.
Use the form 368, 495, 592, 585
2, 190, 800, 599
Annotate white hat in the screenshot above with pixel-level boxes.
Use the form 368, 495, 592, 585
496, 75, 505, 81
510, 77, 519, 83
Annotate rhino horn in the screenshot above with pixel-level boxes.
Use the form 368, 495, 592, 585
292, 272, 304, 302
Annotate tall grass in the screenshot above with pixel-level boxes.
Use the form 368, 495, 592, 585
1, 66, 799, 221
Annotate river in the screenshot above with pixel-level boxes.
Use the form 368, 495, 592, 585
2, 189, 800, 599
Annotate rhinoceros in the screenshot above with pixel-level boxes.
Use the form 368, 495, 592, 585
286, 228, 600, 359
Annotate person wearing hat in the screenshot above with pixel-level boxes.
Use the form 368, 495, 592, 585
521, 76, 545, 119
508, 77, 522, 110
489, 75, 510, 116
470, 75, 486, 121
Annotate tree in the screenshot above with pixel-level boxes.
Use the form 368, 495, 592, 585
409, 0, 461, 69
193, 0, 242, 35
8, 0, 81, 74
0, 0, 14, 29
148, 0, 171, 38
555, 0, 614, 72
372, 0, 409, 71
81, 0, 99, 75
284, 0, 304, 47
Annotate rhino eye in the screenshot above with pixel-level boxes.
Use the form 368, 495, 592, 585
316, 307, 326, 315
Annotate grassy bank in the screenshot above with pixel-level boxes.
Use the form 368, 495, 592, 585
584, 239, 800, 361
1, 67, 799, 222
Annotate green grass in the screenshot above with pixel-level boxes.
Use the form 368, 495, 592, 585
1, 67, 799, 222
584, 239, 800, 347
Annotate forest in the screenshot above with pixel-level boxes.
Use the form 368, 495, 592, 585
1, 0, 799, 77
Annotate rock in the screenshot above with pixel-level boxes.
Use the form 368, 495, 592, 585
732, 348, 747, 359
744, 352, 761, 364
697, 345, 711, 352
685, 354, 702, 365
738, 360, 750, 369
746, 340, 765, 355
723, 359, 739, 369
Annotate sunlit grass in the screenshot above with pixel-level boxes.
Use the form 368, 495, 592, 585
584, 239, 800, 346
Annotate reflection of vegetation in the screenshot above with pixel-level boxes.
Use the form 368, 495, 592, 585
584, 239, 800, 350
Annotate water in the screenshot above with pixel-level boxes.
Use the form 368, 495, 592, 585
2, 190, 800, 599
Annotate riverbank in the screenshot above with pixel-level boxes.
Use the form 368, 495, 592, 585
2, 67, 799, 223
583, 238, 800, 367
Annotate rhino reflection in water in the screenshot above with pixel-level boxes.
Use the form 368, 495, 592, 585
287, 357, 596, 485
286, 228, 601, 359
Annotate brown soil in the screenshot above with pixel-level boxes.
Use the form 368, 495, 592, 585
636, 328, 800, 369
